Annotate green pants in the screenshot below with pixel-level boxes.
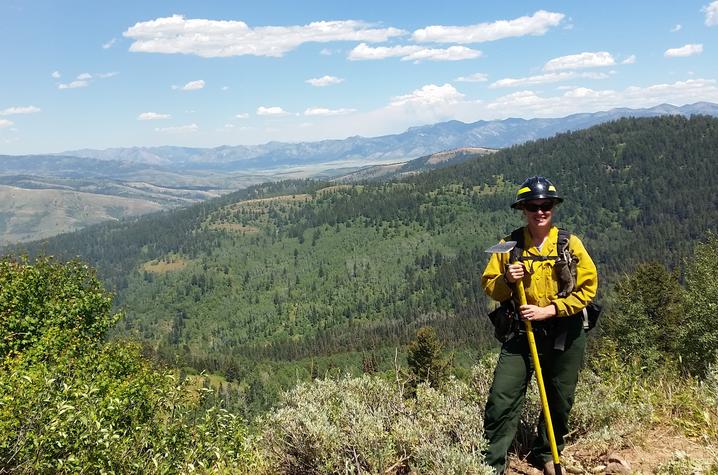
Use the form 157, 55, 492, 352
483, 317, 586, 474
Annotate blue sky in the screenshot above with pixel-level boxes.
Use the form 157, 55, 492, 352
1, 0, 717, 154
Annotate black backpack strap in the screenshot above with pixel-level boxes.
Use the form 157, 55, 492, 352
509, 227, 524, 264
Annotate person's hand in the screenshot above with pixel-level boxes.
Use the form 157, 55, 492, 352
504, 263, 525, 283
519, 304, 556, 321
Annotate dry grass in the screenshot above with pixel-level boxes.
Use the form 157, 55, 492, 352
237, 193, 311, 207
208, 223, 260, 233
142, 258, 189, 273
315, 184, 353, 196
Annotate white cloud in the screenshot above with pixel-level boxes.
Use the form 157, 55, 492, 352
155, 123, 198, 133
664, 44, 703, 57
621, 55, 636, 65
562, 87, 615, 99
704, 1, 718, 26
257, 106, 290, 116
235, 113, 249, 119
403, 46, 482, 62
306, 75, 344, 87
455, 73, 489, 82
102, 38, 117, 49
483, 79, 718, 118
348, 43, 419, 60
320, 48, 333, 56
221, 86, 229, 91
304, 107, 356, 116
543, 51, 615, 71
412, 10, 564, 43
51, 71, 61, 79
0, 119, 14, 128
58, 80, 89, 90
348, 43, 481, 61
209, 78, 718, 148
123, 15, 405, 58
490, 71, 610, 88
180, 80, 205, 91
56, 72, 116, 90
389, 83, 465, 107
670, 24, 682, 32
0, 106, 41, 116
138, 112, 171, 120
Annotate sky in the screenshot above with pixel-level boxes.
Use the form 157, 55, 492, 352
1, 0, 717, 155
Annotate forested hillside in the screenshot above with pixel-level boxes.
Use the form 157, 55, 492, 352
9, 115, 718, 410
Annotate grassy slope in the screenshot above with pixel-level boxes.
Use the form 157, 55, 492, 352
0, 185, 164, 245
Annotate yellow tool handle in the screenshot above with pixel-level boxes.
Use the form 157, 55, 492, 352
515, 278, 562, 472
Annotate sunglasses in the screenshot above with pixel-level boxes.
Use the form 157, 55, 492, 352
523, 202, 554, 212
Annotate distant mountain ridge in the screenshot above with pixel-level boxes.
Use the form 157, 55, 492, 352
1, 102, 717, 245
59, 102, 718, 170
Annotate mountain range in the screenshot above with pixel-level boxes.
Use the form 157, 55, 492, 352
1, 101, 717, 245
59, 102, 718, 170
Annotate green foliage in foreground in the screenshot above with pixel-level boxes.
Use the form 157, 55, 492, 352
0, 343, 254, 473
2, 251, 718, 473
0, 256, 118, 364
0, 256, 255, 474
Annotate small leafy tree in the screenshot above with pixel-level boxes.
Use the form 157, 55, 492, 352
0, 255, 119, 365
681, 233, 718, 375
603, 262, 684, 370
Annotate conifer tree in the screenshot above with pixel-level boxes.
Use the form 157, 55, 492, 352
407, 326, 451, 390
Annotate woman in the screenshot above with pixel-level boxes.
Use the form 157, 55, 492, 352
481, 176, 598, 475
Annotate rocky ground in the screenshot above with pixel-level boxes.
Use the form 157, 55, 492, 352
506, 428, 716, 474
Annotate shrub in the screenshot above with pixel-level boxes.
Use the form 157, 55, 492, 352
0, 342, 256, 474
0, 255, 119, 365
257, 374, 492, 474
656, 451, 717, 475
681, 233, 718, 375
0, 256, 255, 473
602, 262, 684, 370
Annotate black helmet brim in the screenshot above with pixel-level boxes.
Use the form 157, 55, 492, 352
511, 196, 563, 209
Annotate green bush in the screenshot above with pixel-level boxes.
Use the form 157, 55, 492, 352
257, 373, 491, 474
0, 256, 255, 473
602, 262, 684, 370
0, 255, 119, 365
681, 233, 718, 375
0, 341, 256, 474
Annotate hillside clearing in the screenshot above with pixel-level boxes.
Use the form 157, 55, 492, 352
142, 258, 190, 273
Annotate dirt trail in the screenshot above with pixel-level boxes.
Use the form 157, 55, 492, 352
505, 428, 716, 474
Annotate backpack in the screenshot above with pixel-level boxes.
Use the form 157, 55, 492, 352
507, 227, 601, 331
509, 228, 575, 298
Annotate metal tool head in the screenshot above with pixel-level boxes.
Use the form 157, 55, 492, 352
485, 240, 517, 254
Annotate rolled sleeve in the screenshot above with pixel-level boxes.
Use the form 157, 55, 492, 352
482, 243, 513, 303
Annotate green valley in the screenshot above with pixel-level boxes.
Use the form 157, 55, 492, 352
9, 115, 718, 412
